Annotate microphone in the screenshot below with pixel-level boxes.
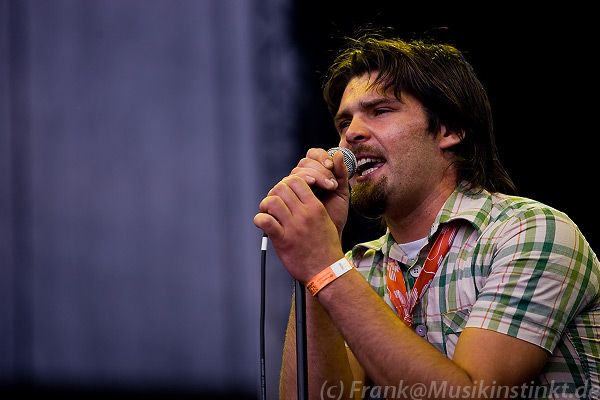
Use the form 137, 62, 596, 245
327, 147, 357, 179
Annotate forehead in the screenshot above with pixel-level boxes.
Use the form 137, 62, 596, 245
340, 73, 390, 105
335, 73, 416, 122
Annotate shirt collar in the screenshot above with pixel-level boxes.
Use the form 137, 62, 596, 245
353, 182, 492, 256
430, 182, 492, 236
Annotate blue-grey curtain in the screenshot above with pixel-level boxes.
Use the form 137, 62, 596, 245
0, 0, 298, 397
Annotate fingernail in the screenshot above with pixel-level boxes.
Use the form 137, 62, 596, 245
324, 159, 333, 168
327, 178, 338, 188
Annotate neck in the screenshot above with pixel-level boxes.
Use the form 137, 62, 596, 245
384, 180, 456, 244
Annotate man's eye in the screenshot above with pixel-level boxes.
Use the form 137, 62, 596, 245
338, 121, 351, 131
374, 108, 391, 116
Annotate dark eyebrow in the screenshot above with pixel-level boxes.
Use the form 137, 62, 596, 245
334, 97, 397, 125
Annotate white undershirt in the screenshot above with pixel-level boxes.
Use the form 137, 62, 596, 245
397, 236, 428, 261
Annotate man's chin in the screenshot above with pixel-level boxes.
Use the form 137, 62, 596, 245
350, 177, 388, 218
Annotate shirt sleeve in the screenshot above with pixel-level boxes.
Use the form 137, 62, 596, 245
465, 206, 599, 352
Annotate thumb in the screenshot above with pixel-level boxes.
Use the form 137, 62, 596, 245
332, 150, 350, 190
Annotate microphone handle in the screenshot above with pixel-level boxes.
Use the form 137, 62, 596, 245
295, 279, 308, 400
295, 147, 353, 400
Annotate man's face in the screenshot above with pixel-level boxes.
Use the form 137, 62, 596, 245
335, 73, 450, 220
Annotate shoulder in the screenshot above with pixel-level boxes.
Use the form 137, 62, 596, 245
485, 193, 593, 257
480, 192, 600, 308
488, 192, 568, 222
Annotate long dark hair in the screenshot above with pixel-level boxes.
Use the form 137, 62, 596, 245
323, 34, 517, 195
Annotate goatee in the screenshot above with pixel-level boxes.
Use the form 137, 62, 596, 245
350, 176, 388, 218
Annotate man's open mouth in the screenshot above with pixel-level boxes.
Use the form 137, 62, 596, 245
356, 156, 386, 177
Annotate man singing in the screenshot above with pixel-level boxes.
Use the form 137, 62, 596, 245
254, 34, 599, 399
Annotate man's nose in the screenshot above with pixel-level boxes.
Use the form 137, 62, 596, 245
341, 117, 370, 145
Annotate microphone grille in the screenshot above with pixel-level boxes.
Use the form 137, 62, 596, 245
327, 147, 357, 178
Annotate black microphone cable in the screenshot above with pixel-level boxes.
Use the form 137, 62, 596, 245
260, 233, 268, 400
259, 234, 308, 400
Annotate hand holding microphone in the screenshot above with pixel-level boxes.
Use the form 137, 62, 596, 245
255, 148, 356, 400
254, 147, 356, 285
291, 147, 356, 194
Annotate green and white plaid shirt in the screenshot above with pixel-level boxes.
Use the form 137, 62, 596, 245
347, 184, 600, 398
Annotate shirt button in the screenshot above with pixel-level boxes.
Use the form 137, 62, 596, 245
415, 324, 427, 337
410, 265, 421, 278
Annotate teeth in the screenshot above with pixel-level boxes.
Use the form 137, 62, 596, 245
361, 167, 379, 176
356, 157, 385, 176
356, 157, 383, 167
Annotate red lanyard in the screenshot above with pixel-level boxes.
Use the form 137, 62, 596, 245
386, 221, 460, 328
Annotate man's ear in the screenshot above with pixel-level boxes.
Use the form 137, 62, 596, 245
438, 125, 463, 151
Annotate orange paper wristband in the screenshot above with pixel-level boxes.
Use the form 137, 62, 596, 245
306, 258, 353, 296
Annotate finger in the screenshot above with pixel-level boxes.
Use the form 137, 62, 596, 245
295, 148, 339, 191
305, 148, 335, 169
295, 153, 335, 178
279, 175, 324, 205
287, 148, 339, 192
290, 165, 338, 192
264, 176, 316, 219
253, 212, 283, 240
295, 150, 348, 194
289, 166, 317, 185
258, 193, 292, 223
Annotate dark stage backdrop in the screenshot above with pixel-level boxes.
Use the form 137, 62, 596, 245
1, 0, 298, 398
1, 1, 597, 399
291, 3, 598, 252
